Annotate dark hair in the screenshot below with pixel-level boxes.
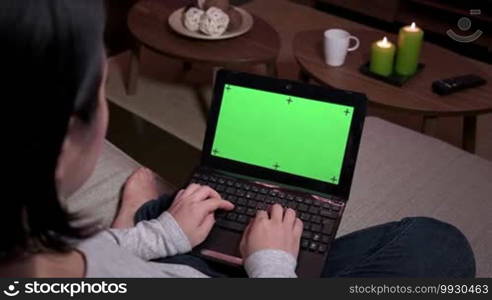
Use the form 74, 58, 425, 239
1, 0, 105, 260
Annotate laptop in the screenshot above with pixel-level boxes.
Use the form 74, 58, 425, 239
189, 70, 367, 277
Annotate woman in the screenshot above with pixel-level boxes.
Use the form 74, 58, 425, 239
0, 0, 475, 278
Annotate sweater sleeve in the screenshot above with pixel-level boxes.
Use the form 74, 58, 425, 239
104, 212, 191, 260
243, 249, 298, 278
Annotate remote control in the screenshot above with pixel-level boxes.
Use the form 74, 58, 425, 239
432, 74, 486, 95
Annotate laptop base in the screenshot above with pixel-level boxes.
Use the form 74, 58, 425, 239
190, 169, 344, 278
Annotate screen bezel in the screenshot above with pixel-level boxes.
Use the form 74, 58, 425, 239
202, 70, 367, 200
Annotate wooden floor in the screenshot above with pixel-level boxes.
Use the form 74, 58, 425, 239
107, 102, 201, 186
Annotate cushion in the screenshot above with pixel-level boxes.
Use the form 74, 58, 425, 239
68, 141, 174, 230
342, 117, 492, 277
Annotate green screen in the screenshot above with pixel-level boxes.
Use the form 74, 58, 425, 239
211, 84, 353, 184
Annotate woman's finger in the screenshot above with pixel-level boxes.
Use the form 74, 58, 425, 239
240, 220, 254, 247
239, 221, 252, 256
255, 210, 269, 221
243, 220, 253, 238
293, 218, 303, 237
189, 185, 222, 202
199, 198, 234, 217
181, 183, 202, 199
270, 204, 284, 223
174, 189, 185, 200
283, 208, 296, 226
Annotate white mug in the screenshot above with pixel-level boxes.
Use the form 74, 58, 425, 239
324, 29, 360, 67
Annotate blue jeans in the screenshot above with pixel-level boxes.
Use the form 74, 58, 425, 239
135, 194, 476, 278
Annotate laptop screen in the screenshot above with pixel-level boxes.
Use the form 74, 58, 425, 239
210, 84, 354, 185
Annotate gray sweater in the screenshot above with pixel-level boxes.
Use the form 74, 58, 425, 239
77, 212, 297, 278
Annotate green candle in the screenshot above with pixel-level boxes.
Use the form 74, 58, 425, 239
395, 22, 424, 76
370, 36, 396, 77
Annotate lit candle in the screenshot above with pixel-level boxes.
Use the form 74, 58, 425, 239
370, 36, 396, 77
395, 22, 424, 76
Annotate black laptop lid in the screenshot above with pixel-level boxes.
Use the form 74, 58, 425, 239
202, 70, 367, 200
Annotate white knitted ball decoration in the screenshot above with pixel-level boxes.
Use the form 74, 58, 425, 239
183, 7, 205, 32
199, 7, 230, 37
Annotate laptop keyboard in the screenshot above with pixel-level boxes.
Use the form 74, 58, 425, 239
190, 172, 343, 254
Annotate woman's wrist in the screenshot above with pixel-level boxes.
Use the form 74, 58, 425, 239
157, 212, 192, 254
244, 249, 297, 278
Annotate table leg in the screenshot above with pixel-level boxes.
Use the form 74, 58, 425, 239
462, 115, 477, 153
299, 69, 311, 83
127, 44, 141, 95
421, 115, 438, 135
266, 61, 278, 77
133, 113, 146, 137
212, 66, 223, 86
183, 62, 192, 72
193, 84, 210, 121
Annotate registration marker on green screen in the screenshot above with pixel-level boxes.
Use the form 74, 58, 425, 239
211, 84, 353, 184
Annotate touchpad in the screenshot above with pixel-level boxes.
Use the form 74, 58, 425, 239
197, 227, 243, 266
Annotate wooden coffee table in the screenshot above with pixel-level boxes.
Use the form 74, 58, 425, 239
294, 29, 492, 153
127, 0, 280, 95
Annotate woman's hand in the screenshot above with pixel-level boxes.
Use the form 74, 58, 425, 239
240, 204, 303, 259
168, 184, 234, 247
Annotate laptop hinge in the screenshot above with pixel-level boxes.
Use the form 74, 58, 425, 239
196, 166, 346, 206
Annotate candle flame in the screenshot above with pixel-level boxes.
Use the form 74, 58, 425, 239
377, 36, 392, 48
405, 22, 420, 32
